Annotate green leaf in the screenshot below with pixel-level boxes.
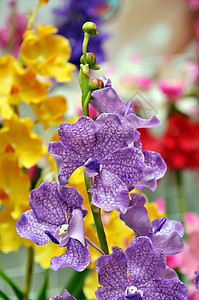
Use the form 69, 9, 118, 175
64, 268, 91, 298
0, 269, 24, 299
0, 290, 10, 300
36, 270, 49, 300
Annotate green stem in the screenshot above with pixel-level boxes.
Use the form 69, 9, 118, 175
84, 174, 109, 255
23, 247, 34, 300
82, 33, 90, 61
82, 91, 91, 116
175, 169, 186, 218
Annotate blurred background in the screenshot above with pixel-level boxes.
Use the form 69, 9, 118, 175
0, 0, 198, 299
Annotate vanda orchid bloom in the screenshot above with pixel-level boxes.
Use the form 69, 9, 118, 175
95, 236, 188, 300
48, 113, 166, 214
16, 181, 90, 271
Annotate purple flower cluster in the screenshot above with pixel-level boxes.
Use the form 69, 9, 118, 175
53, 0, 108, 66
16, 76, 188, 299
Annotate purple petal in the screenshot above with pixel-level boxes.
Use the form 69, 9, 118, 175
125, 113, 161, 129
48, 141, 85, 184
95, 285, 124, 300
152, 218, 184, 238
16, 210, 57, 245
135, 165, 157, 191
102, 147, 145, 187
120, 206, 152, 236
96, 246, 129, 290
160, 267, 179, 280
29, 181, 66, 226
150, 231, 184, 255
50, 239, 90, 272
50, 289, 76, 300
94, 113, 135, 160
138, 278, 188, 300
68, 209, 85, 246
150, 218, 184, 255
58, 117, 96, 157
129, 192, 146, 206
143, 151, 167, 180
89, 169, 130, 214
125, 236, 166, 286
59, 186, 87, 221
194, 271, 199, 291
91, 86, 126, 116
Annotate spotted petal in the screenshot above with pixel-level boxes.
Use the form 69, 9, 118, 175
89, 169, 130, 214
102, 147, 145, 187
94, 113, 135, 160
138, 278, 188, 300
50, 239, 90, 272
125, 236, 166, 286
60, 185, 87, 221
95, 285, 124, 300
16, 210, 57, 245
96, 246, 129, 290
48, 141, 85, 184
29, 181, 67, 226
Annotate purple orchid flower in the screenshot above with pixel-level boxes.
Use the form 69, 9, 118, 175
120, 205, 184, 255
194, 271, 199, 291
90, 76, 161, 129
48, 113, 166, 214
95, 236, 188, 300
49, 289, 76, 300
16, 181, 90, 272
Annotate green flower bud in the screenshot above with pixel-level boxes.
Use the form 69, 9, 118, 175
82, 22, 98, 36
88, 78, 104, 92
80, 52, 100, 70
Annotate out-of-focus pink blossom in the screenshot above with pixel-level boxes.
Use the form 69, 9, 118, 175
188, 282, 199, 300
167, 212, 199, 279
0, 13, 27, 57
186, 0, 199, 10
121, 74, 152, 90
77, 104, 98, 119
158, 79, 185, 101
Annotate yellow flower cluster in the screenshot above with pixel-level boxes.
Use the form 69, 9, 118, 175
0, 19, 75, 263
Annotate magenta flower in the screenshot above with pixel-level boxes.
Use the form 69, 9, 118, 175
158, 79, 185, 101
95, 236, 188, 300
16, 181, 90, 271
48, 113, 166, 213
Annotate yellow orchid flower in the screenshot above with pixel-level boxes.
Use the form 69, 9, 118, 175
0, 114, 46, 168
0, 158, 32, 252
20, 24, 76, 82
0, 158, 30, 219
32, 95, 67, 129
0, 55, 50, 119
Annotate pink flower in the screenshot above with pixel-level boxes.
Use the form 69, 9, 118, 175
186, 0, 199, 10
167, 212, 199, 279
158, 79, 185, 101
121, 75, 152, 90
0, 13, 27, 57
188, 282, 199, 300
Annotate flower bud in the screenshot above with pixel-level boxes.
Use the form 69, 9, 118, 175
88, 78, 104, 92
80, 53, 100, 70
82, 22, 98, 36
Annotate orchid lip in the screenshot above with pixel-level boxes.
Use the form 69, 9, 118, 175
84, 157, 102, 178
154, 217, 167, 234
124, 286, 143, 299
